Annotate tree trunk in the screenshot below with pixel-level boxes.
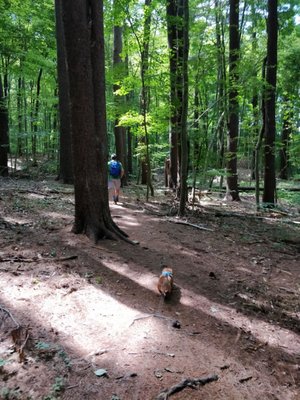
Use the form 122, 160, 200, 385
215, 0, 227, 190
140, 0, 154, 198
17, 77, 24, 158
263, 0, 278, 206
0, 74, 9, 176
55, 0, 73, 184
61, 0, 127, 242
113, 22, 127, 183
226, 0, 240, 201
166, 0, 179, 189
255, 57, 267, 209
279, 99, 292, 180
32, 68, 42, 166
250, 5, 259, 181
178, 0, 189, 216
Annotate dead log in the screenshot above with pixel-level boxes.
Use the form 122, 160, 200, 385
156, 374, 218, 399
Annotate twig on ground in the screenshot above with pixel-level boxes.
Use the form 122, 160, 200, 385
156, 374, 219, 399
0, 306, 20, 328
66, 384, 80, 390
129, 313, 174, 327
166, 218, 214, 232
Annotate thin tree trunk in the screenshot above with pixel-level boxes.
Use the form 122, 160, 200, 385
226, 0, 240, 201
113, 22, 127, 183
255, 57, 267, 209
0, 74, 9, 176
279, 99, 292, 180
140, 0, 154, 198
55, 0, 73, 183
215, 0, 227, 190
17, 77, 23, 158
263, 0, 278, 206
32, 68, 42, 167
178, 0, 189, 216
166, 0, 179, 189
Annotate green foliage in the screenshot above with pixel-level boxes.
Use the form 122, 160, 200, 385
51, 377, 65, 393
35, 341, 51, 350
0, 387, 23, 400
1, 0, 299, 182
42, 377, 65, 400
57, 349, 72, 369
277, 186, 300, 205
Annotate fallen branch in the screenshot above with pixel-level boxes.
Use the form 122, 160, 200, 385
0, 255, 78, 263
156, 374, 219, 399
129, 313, 174, 327
166, 218, 214, 232
0, 306, 20, 329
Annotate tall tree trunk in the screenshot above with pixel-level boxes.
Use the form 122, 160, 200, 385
32, 68, 42, 167
178, 0, 189, 216
226, 0, 240, 201
17, 77, 23, 158
263, 0, 278, 206
166, 0, 179, 189
0, 74, 9, 176
60, 0, 127, 241
140, 0, 154, 198
279, 99, 292, 180
215, 0, 227, 190
255, 57, 267, 209
113, 22, 127, 183
55, 0, 73, 183
250, 4, 259, 181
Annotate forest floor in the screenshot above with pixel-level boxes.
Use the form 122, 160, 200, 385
0, 175, 300, 400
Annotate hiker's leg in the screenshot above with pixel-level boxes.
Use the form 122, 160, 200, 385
111, 180, 117, 203
114, 179, 121, 203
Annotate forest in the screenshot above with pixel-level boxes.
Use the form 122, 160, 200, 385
0, 1, 299, 207
0, 1, 300, 400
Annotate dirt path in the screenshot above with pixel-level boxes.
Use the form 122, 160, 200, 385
0, 178, 300, 400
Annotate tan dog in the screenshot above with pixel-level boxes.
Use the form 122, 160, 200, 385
157, 267, 174, 298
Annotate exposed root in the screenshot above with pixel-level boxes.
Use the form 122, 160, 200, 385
156, 374, 219, 399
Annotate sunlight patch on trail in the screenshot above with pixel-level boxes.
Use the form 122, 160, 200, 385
100, 259, 300, 356
0, 275, 155, 357
181, 288, 300, 356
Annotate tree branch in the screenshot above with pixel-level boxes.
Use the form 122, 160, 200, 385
156, 374, 219, 399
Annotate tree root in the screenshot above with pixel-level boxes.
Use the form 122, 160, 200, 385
156, 374, 219, 400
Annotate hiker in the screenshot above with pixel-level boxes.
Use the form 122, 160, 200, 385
108, 154, 124, 204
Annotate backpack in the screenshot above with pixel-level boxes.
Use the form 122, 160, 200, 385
109, 160, 121, 178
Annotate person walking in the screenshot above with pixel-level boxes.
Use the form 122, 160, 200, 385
108, 154, 124, 204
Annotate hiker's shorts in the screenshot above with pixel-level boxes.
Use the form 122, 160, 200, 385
108, 178, 121, 191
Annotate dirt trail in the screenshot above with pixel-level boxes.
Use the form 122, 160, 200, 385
0, 178, 299, 400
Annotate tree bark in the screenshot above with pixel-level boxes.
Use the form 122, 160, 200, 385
255, 57, 267, 209
55, 0, 73, 184
226, 0, 240, 201
31, 68, 43, 167
178, 0, 189, 216
0, 74, 9, 176
263, 0, 278, 206
279, 99, 292, 180
61, 0, 127, 242
215, 0, 227, 190
166, 0, 179, 189
113, 22, 127, 183
140, 0, 154, 198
